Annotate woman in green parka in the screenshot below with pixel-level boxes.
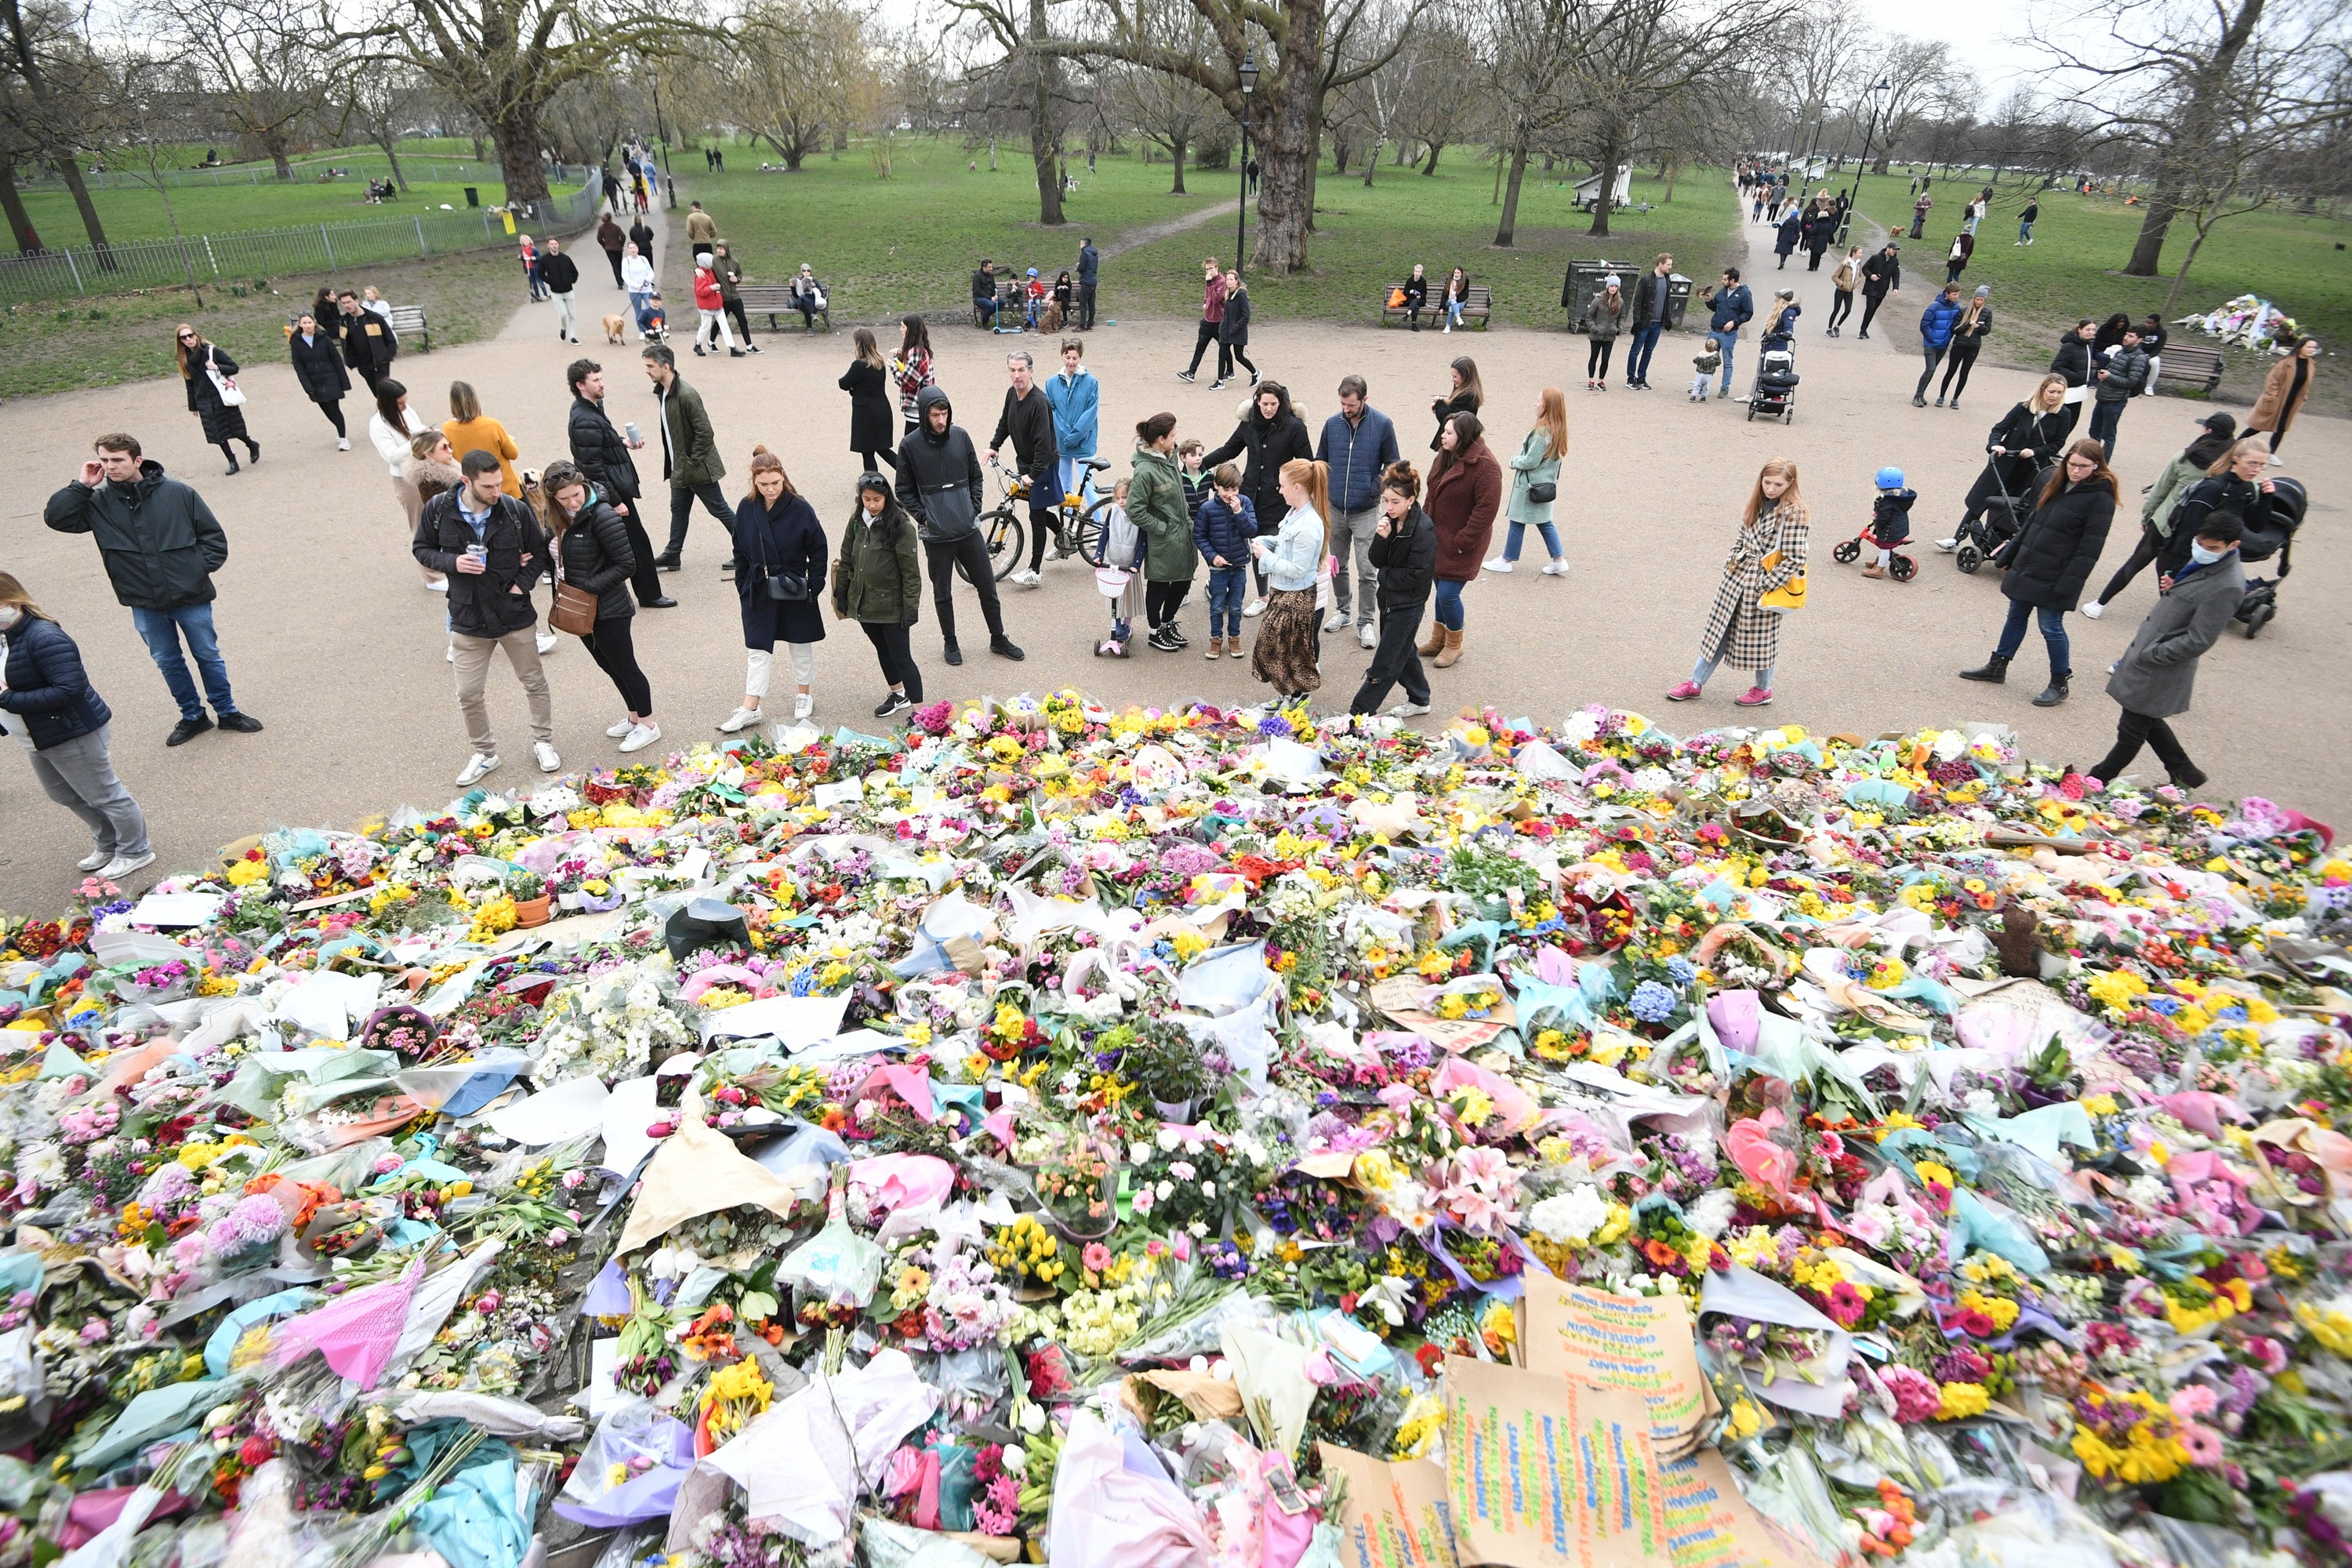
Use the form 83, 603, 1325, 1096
1127, 412, 1200, 652
832, 471, 925, 718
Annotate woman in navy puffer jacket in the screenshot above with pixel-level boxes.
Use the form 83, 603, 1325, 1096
0, 572, 153, 880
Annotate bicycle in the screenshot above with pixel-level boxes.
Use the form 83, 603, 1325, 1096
957, 456, 1122, 583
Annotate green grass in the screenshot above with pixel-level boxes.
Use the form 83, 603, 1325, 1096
0, 248, 530, 400
17, 175, 567, 247
1109, 158, 1737, 327
670, 135, 1738, 331
1843, 169, 2352, 415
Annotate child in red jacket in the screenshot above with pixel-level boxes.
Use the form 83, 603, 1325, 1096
692, 261, 741, 358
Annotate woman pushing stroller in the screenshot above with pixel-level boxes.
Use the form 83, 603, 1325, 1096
1934, 373, 2068, 557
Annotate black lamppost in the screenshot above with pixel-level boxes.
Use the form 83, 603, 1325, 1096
1836, 78, 1891, 248
1235, 51, 1258, 277
649, 67, 678, 209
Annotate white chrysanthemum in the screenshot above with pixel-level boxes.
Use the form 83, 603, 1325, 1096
1687, 1189, 1739, 1240
1527, 1184, 1610, 1245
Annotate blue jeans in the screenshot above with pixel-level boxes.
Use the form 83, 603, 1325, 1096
1626, 323, 1664, 383
629, 291, 656, 332
1708, 329, 1737, 391
2018, 219, 2034, 242
1994, 598, 2071, 677
1432, 578, 1465, 630
1444, 299, 1464, 328
1205, 564, 1247, 638
1057, 452, 1098, 510
2087, 399, 2125, 459
132, 602, 236, 721
1503, 521, 1561, 562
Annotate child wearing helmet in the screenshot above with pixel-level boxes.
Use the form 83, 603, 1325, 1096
1866, 466, 1915, 580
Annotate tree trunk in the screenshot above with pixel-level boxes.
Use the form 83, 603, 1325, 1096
1331, 136, 1348, 175
0, 158, 39, 252
1394, 140, 1407, 165
1170, 138, 1186, 194
53, 156, 111, 263
1026, 0, 1064, 224
2161, 221, 2215, 316
1494, 140, 1530, 245
268, 141, 293, 180
492, 100, 553, 209
1247, 0, 1323, 274
1870, 152, 1889, 173
1362, 136, 1379, 186
1588, 124, 1624, 237
1423, 140, 1442, 175
2124, 183, 2181, 278
376, 133, 409, 191
1662, 155, 1680, 203
471, 132, 486, 162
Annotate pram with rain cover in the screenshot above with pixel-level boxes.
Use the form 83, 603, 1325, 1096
2234, 474, 2307, 638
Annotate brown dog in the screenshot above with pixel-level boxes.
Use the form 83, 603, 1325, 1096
601, 314, 627, 344
1038, 301, 1065, 334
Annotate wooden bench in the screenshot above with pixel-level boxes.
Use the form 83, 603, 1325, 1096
979, 277, 1069, 332
2154, 340, 2223, 396
1381, 283, 1491, 328
736, 284, 829, 332
385, 303, 429, 351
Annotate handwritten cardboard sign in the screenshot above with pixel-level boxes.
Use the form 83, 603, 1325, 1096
1520, 1276, 1716, 1458
1443, 1356, 1671, 1568
1319, 1444, 1460, 1568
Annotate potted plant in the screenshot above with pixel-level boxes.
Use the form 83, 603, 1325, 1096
510, 872, 554, 928
1123, 1021, 1207, 1122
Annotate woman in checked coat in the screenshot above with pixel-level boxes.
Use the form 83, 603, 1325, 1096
1665, 457, 1809, 708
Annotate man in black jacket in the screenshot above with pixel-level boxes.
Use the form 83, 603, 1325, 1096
1624, 252, 1674, 389
1076, 238, 1099, 329
44, 433, 263, 747
1857, 244, 1900, 339
337, 290, 397, 390
413, 449, 559, 786
566, 359, 674, 608
541, 238, 582, 344
971, 260, 999, 325
895, 385, 1024, 666
628, 216, 655, 267
987, 349, 1058, 584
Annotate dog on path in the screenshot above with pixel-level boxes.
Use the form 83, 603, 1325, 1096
601, 314, 628, 345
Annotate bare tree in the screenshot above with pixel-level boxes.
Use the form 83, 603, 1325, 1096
347, 0, 688, 209
2035, 0, 2351, 278
1860, 35, 1962, 172
152, 0, 328, 180
0, 0, 109, 256
330, 66, 432, 190
1392, 20, 1476, 174
1114, 23, 1229, 193
728, 0, 875, 172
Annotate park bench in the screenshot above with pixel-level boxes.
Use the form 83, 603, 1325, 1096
1380, 282, 1491, 328
977, 276, 1070, 332
736, 284, 830, 332
385, 303, 430, 351
2154, 341, 2224, 396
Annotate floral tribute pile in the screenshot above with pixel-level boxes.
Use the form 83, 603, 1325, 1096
2, 692, 2351, 1568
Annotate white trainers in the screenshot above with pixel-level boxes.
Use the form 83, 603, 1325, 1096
1388, 701, 1432, 717
426, 575, 448, 593
1933, 537, 1959, 552
1357, 623, 1377, 648
456, 752, 499, 786
1323, 613, 1349, 632
716, 706, 761, 732
1243, 597, 1266, 617
607, 717, 636, 738
533, 741, 561, 772
793, 693, 814, 720
77, 848, 113, 872
2081, 601, 2104, 619
336, 437, 350, 451
1541, 559, 1570, 576
445, 641, 456, 662
1484, 557, 1514, 573
99, 850, 156, 881
535, 630, 559, 655
1011, 568, 1040, 588
618, 721, 661, 754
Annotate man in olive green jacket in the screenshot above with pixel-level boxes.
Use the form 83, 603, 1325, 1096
643, 344, 729, 573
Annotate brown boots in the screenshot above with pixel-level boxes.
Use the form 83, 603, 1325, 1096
1434, 628, 1465, 668
1205, 637, 1225, 659
1419, 619, 1445, 657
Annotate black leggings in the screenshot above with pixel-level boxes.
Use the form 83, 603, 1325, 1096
582, 617, 653, 716
1859, 291, 1888, 335
2091, 710, 2197, 786
858, 448, 898, 474
2095, 522, 2167, 608
922, 532, 1007, 644
316, 399, 346, 437
1828, 290, 1853, 329
1145, 580, 1189, 628
1939, 343, 1980, 401
1224, 339, 1255, 381
725, 298, 754, 343
862, 621, 923, 699
1588, 339, 1614, 378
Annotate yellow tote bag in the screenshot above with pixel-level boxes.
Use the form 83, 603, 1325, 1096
1758, 549, 1806, 611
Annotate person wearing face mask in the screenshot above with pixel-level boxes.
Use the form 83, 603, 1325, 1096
2081, 514, 2246, 793
0, 572, 154, 883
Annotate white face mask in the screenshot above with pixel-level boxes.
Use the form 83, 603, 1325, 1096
0, 605, 20, 630
2189, 542, 2229, 565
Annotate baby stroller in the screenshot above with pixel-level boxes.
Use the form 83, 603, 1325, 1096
1746, 343, 1798, 422
1951, 456, 2045, 575
2235, 474, 2307, 638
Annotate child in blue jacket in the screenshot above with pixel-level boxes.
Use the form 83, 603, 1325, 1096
1192, 463, 1257, 655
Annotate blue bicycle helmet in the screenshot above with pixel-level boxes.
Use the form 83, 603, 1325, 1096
1875, 466, 1905, 490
